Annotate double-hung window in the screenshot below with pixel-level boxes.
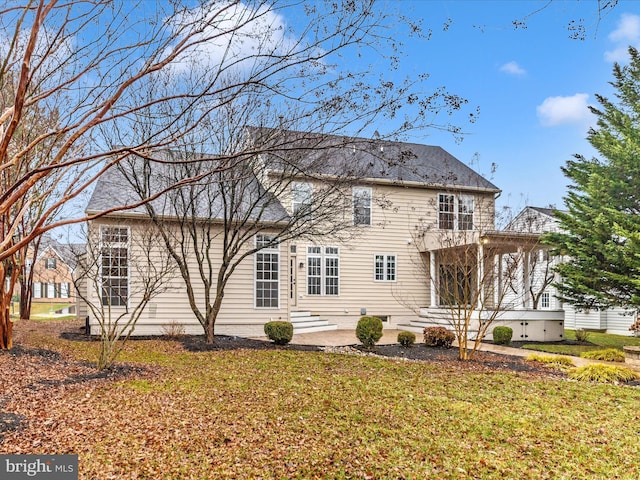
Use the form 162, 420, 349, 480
438, 194, 474, 230
374, 254, 396, 281
255, 234, 280, 308
45, 257, 57, 269
291, 182, 313, 218
353, 187, 372, 226
307, 246, 340, 296
100, 226, 129, 307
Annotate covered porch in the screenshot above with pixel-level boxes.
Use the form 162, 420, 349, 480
402, 231, 565, 342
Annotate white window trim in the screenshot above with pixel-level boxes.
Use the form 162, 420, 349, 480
352, 187, 372, 226
540, 291, 550, 309
374, 254, 397, 282
307, 246, 340, 296
99, 225, 130, 308
291, 182, 313, 217
254, 234, 280, 309
438, 193, 474, 231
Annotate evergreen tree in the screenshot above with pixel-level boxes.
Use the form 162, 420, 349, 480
546, 46, 640, 311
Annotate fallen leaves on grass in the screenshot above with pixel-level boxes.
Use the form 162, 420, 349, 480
2, 319, 640, 479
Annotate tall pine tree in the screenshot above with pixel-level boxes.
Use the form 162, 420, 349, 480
546, 46, 640, 312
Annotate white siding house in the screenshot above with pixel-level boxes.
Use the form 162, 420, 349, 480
508, 206, 637, 336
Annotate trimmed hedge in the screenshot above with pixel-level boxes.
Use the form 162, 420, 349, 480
356, 316, 384, 350
264, 321, 294, 345
492, 326, 513, 345
397, 331, 416, 348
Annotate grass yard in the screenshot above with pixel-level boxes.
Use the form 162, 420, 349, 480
523, 329, 640, 356
10, 302, 76, 321
2, 320, 640, 479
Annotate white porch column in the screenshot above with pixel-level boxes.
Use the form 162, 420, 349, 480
496, 254, 503, 306
521, 247, 531, 308
429, 251, 437, 307
477, 242, 485, 309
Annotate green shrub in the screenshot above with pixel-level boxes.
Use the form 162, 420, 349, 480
423, 327, 455, 348
356, 316, 384, 350
526, 353, 575, 371
581, 348, 625, 362
264, 321, 294, 345
575, 328, 590, 342
397, 331, 416, 348
568, 363, 638, 383
492, 326, 513, 345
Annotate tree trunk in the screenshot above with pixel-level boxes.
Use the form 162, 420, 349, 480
19, 281, 32, 320
205, 294, 224, 344
0, 306, 12, 350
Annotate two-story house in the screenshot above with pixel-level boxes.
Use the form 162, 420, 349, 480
29, 237, 81, 311
80, 129, 563, 339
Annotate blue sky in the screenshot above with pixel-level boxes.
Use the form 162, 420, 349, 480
366, 1, 640, 218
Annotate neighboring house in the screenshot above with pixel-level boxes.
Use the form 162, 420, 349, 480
508, 206, 636, 336
29, 237, 82, 311
80, 129, 562, 339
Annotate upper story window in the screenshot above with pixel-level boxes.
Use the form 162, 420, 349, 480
291, 182, 313, 218
45, 257, 57, 269
438, 194, 474, 231
100, 226, 129, 307
353, 187, 372, 226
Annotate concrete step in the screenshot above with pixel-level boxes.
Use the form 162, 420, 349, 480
396, 324, 425, 334
290, 316, 322, 324
290, 311, 313, 319
293, 324, 339, 334
291, 320, 330, 329
411, 318, 451, 328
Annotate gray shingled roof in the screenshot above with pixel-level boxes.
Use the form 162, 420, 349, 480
247, 127, 500, 191
529, 206, 566, 217
87, 129, 499, 220
86, 153, 290, 223
38, 236, 84, 270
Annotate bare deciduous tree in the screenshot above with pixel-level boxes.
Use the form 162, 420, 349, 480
117, 125, 392, 343
74, 221, 175, 370
408, 192, 542, 360
1, 0, 471, 349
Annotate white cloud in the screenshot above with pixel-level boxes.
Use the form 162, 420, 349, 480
166, 2, 320, 75
536, 93, 590, 127
605, 13, 640, 62
609, 13, 640, 42
499, 61, 526, 76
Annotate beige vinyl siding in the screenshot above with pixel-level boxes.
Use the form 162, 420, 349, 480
293, 183, 490, 327
85, 219, 289, 336
83, 181, 497, 334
